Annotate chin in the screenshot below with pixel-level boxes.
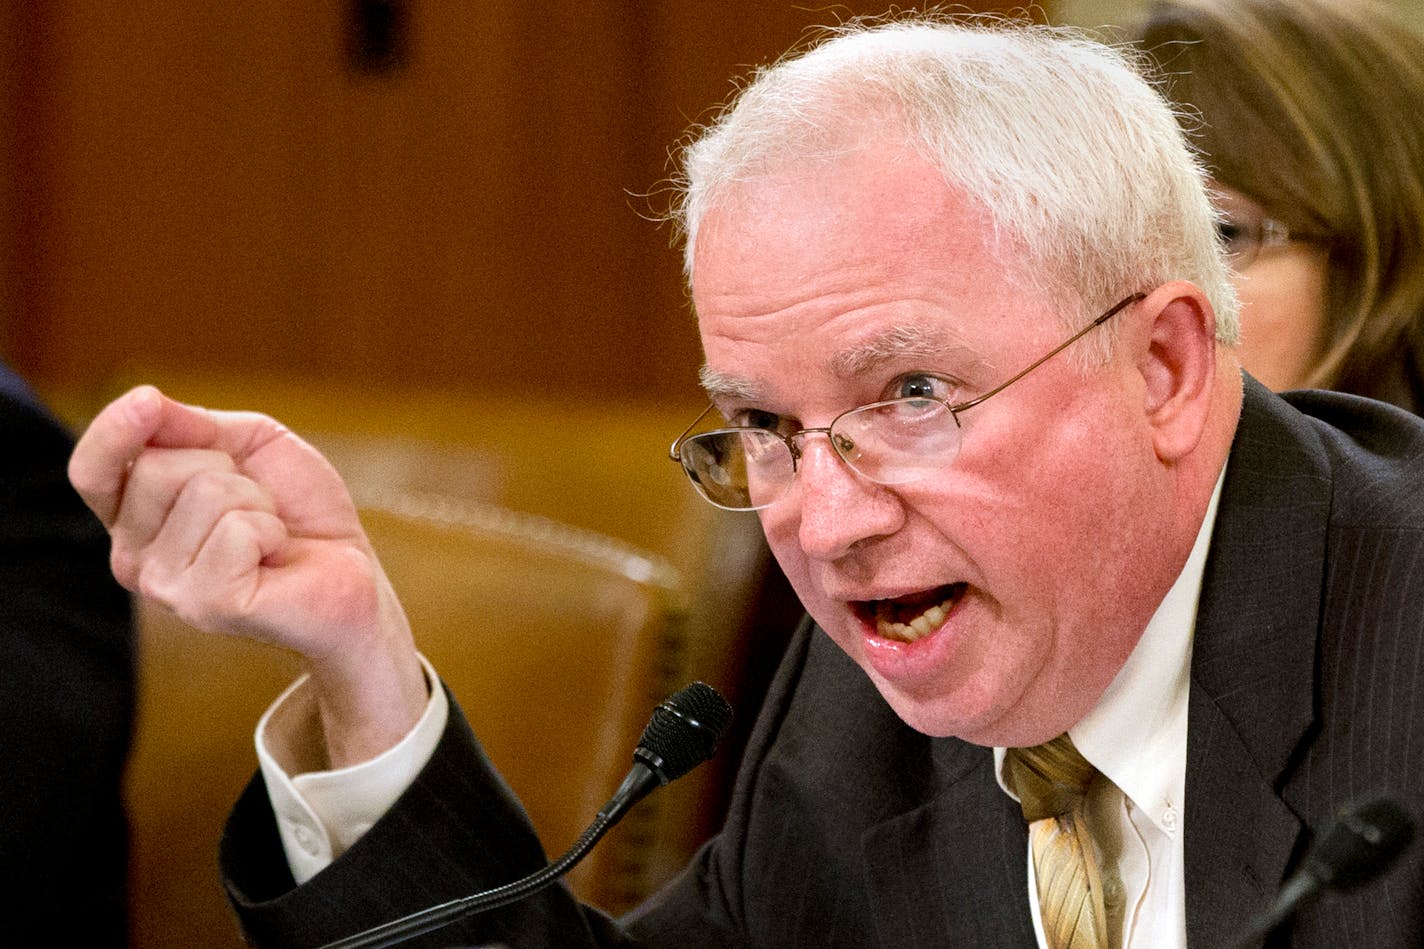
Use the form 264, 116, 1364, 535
869, 677, 995, 742
872, 677, 1068, 747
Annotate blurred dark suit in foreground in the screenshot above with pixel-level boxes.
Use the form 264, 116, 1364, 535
0, 362, 135, 946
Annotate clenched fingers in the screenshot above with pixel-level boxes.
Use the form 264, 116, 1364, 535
140, 507, 290, 636
107, 449, 243, 581
126, 467, 280, 602
70, 385, 294, 527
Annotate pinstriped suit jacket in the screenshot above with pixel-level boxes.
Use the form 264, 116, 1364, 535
223, 378, 1424, 948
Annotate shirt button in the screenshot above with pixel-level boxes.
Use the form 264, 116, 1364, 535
1162, 806, 1179, 836
293, 823, 320, 856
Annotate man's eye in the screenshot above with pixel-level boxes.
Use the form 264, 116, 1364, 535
893, 375, 945, 401
734, 409, 783, 431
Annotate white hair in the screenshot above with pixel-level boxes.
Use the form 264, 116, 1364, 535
670, 16, 1239, 352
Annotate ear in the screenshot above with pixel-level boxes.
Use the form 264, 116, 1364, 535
1133, 282, 1218, 462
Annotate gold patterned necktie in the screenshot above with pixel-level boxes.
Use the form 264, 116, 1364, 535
1002, 734, 1120, 949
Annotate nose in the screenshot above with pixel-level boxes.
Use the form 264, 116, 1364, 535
784, 434, 904, 562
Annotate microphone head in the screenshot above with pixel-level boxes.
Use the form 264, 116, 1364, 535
1309, 798, 1415, 890
633, 681, 733, 784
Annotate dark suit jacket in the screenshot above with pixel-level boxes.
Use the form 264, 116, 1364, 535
0, 363, 135, 945
222, 379, 1424, 948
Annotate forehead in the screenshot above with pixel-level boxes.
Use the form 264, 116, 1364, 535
692, 141, 1000, 300
690, 142, 1040, 399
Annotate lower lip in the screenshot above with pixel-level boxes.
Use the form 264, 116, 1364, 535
858, 599, 963, 686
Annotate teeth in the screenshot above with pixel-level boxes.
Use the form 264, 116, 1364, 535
913, 603, 947, 636
874, 596, 954, 643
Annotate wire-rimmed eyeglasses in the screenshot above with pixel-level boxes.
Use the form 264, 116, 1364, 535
668, 292, 1145, 511
1213, 186, 1323, 271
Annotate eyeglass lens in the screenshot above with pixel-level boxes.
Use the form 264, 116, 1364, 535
1212, 187, 1290, 271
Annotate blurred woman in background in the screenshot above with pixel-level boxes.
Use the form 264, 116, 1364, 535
1135, 0, 1424, 411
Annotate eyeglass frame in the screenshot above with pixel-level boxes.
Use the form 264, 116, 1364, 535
1220, 213, 1296, 271
668, 291, 1147, 510
1213, 189, 1326, 271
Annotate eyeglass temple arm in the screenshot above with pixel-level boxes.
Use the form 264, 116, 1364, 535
949, 292, 1146, 414
669, 403, 718, 461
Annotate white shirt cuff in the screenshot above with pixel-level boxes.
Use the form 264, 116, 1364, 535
254, 654, 450, 885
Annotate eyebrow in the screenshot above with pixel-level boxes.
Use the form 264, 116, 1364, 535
829, 324, 976, 378
698, 324, 985, 404
699, 365, 762, 402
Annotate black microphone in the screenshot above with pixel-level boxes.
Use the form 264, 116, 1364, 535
319, 681, 733, 949
1233, 797, 1414, 947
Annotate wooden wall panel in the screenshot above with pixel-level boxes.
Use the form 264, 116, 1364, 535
3, 1, 1052, 410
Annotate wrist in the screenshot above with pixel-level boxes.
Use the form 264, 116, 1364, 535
306, 600, 428, 770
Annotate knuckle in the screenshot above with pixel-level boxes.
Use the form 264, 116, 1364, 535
139, 565, 227, 633
125, 450, 167, 487
66, 455, 97, 497
135, 560, 172, 603
210, 505, 262, 544
182, 467, 239, 508
109, 547, 140, 590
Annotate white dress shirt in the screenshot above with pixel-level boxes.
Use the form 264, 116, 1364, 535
256, 654, 449, 884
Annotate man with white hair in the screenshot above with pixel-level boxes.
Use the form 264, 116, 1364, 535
69, 15, 1424, 948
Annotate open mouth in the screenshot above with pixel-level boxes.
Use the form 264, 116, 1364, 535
859, 583, 967, 643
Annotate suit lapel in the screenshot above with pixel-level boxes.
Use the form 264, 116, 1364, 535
1184, 379, 1329, 944
863, 738, 1037, 947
